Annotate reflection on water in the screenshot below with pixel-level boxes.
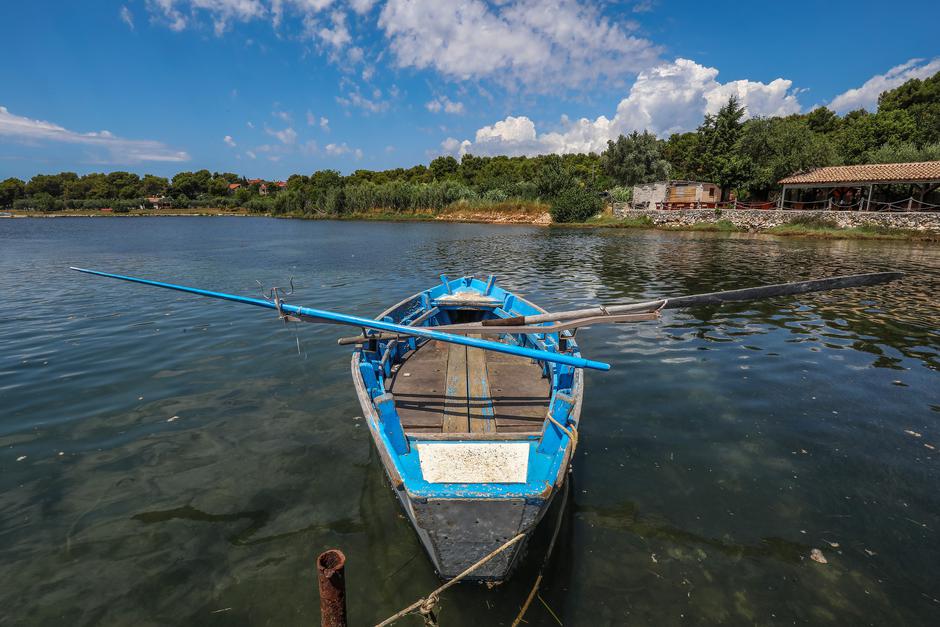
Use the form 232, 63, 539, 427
0, 218, 938, 625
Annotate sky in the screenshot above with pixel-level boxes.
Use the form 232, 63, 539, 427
0, 0, 938, 180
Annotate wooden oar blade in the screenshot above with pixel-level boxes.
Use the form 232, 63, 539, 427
661, 271, 903, 310
480, 271, 903, 328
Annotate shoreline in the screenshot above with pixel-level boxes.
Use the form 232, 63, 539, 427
5, 207, 939, 242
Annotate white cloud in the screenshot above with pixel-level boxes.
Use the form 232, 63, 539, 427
348, 0, 375, 13
828, 57, 940, 113
150, 0, 188, 31
150, 0, 266, 35
301, 139, 319, 154
120, 5, 135, 29
265, 124, 297, 144
273, 108, 292, 122
317, 10, 351, 48
246, 120, 255, 129
324, 142, 360, 156
246, 149, 257, 159
441, 136, 472, 156
224, 134, 237, 147
0, 105, 189, 163
304, 111, 330, 131
272, 0, 335, 27
336, 80, 389, 113
425, 96, 464, 114
444, 58, 803, 157
378, 0, 660, 89
144, 1, 658, 91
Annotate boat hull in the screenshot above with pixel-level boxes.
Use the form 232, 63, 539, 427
350, 277, 583, 582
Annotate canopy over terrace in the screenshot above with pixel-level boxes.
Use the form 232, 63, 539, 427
777, 161, 940, 211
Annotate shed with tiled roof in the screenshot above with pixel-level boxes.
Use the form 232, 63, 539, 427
777, 161, 940, 211
779, 161, 940, 186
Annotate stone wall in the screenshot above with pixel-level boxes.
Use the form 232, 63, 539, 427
611, 203, 940, 232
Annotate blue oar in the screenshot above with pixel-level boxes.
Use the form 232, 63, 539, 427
70, 267, 611, 372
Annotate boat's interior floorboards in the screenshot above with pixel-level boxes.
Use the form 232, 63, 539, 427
389, 339, 550, 436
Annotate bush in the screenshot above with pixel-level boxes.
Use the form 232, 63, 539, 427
482, 188, 508, 203
608, 186, 632, 202
550, 187, 604, 223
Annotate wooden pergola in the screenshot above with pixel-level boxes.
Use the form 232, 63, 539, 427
778, 161, 940, 211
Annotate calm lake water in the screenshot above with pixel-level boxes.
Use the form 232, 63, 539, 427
1, 217, 938, 626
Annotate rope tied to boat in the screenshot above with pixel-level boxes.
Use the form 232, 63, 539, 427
374, 533, 528, 627
417, 597, 438, 626
547, 413, 578, 453
511, 475, 571, 627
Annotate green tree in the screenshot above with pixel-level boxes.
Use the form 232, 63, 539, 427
864, 141, 940, 163
0, 178, 26, 207
600, 131, 670, 186
835, 109, 917, 164
106, 171, 142, 199
171, 170, 212, 198
26, 173, 74, 198
736, 117, 838, 198
534, 155, 574, 199
803, 107, 841, 134
207, 175, 232, 197
662, 132, 702, 180
698, 96, 753, 199
141, 174, 169, 196
878, 71, 940, 144
429, 156, 459, 180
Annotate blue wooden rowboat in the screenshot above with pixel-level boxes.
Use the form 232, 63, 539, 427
70, 267, 901, 584
349, 275, 584, 581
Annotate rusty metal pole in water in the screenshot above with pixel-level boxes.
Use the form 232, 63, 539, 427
317, 549, 348, 627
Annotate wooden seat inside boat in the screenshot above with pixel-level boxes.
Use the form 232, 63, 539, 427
388, 340, 550, 436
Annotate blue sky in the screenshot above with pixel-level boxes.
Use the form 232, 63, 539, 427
1, 0, 938, 180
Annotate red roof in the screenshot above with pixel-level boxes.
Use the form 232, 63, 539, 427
228, 183, 241, 190
779, 161, 940, 185
276, 181, 287, 187
248, 178, 264, 185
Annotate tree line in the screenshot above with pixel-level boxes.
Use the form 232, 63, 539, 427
2, 71, 938, 221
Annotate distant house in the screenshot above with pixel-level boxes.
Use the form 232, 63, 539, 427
246, 178, 268, 195
146, 195, 168, 209
632, 180, 720, 210
234, 179, 285, 196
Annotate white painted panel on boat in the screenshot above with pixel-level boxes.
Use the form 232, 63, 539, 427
416, 443, 529, 484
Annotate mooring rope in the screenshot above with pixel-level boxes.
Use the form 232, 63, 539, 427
547, 413, 578, 453
511, 474, 571, 627
375, 533, 527, 627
